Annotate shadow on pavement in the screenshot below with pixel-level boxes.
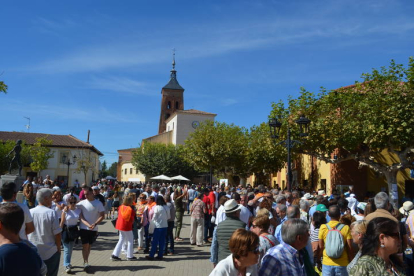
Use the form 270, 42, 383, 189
69, 264, 164, 274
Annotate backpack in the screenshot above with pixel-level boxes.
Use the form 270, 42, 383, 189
325, 223, 345, 259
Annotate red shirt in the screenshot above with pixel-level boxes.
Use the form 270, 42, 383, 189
203, 196, 212, 215
208, 191, 216, 213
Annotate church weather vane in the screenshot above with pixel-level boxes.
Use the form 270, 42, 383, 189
172, 48, 176, 69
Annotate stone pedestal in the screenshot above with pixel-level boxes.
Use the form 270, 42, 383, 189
0, 174, 25, 191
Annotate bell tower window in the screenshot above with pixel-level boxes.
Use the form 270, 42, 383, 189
167, 101, 171, 109
175, 102, 179, 109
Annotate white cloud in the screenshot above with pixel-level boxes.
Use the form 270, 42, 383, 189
84, 76, 155, 95
221, 98, 238, 106
1, 100, 140, 123
21, 2, 414, 74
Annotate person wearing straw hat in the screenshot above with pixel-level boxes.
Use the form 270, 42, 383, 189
402, 201, 414, 243
210, 199, 246, 266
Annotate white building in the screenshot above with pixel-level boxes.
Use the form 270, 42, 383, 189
117, 58, 216, 182
0, 131, 103, 186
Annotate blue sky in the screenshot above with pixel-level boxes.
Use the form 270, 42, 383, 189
1, 0, 413, 165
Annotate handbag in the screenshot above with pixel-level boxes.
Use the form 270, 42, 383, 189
63, 225, 79, 243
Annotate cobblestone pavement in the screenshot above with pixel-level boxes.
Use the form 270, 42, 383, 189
58, 213, 212, 275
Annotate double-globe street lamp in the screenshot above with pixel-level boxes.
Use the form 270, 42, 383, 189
268, 115, 311, 191
62, 154, 77, 186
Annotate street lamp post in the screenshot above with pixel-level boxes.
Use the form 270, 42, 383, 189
62, 154, 77, 186
268, 115, 310, 191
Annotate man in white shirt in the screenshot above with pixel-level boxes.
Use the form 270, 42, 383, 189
187, 185, 196, 215
28, 188, 62, 276
77, 186, 105, 271
0, 182, 35, 240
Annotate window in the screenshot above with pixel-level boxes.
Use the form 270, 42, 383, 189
130, 168, 132, 174
175, 102, 179, 109
60, 151, 70, 164
125, 168, 127, 175
167, 101, 171, 109
136, 169, 138, 174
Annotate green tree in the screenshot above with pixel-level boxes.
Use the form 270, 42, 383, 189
0, 81, 7, 94
132, 143, 198, 179
100, 160, 108, 178
183, 120, 249, 184
107, 162, 118, 177
29, 137, 54, 175
270, 57, 414, 208
247, 123, 286, 184
75, 150, 99, 183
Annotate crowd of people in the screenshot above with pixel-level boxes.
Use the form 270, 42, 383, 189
206, 185, 414, 276
1, 176, 414, 276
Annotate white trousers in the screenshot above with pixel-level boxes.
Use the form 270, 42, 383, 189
112, 230, 134, 258
138, 227, 145, 248
190, 217, 204, 245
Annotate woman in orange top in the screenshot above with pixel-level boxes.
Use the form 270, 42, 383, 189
110, 195, 137, 261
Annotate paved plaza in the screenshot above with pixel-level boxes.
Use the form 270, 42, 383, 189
58, 214, 212, 275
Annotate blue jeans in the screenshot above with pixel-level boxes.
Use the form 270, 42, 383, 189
187, 199, 193, 214
322, 264, 348, 276
44, 251, 61, 276
62, 240, 74, 267
149, 227, 167, 258
164, 221, 175, 253
204, 213, 211, 242
145, 224, 151, 251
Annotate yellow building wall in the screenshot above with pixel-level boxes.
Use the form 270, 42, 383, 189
120, 162, 146, 182
366, 149, 412, 198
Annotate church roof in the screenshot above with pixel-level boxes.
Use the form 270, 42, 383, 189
0, 131, 103, 156
162, 53, 184, 91
162, 71, 184, 90
177, 109, 216, 116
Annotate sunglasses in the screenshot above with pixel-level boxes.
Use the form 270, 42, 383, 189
251, 224, 259, 228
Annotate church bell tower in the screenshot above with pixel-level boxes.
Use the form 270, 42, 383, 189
158, 53, 184, 134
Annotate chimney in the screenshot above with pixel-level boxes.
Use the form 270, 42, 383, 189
87, 130, 90, 144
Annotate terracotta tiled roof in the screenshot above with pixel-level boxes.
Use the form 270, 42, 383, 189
177, 109, 216, 116
0, 131, 103, 155
117, 148, 136, 152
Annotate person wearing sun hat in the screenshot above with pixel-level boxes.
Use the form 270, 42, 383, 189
401, 201, 414, 245
210, 199, 245, 266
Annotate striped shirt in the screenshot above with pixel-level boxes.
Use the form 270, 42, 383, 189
259, 242, 305, 276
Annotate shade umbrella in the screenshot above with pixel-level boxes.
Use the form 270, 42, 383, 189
105, 176, 117, 180
171, 175, 190, 181
150, 175, 172, 181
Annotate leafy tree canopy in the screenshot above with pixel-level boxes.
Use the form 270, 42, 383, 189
132, 143, 198, 179
183, 120, 286, 182
0, 81, 7, 94
107, 162, 118, 178
270, 57, 414, 206
29, 137, 54, 174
